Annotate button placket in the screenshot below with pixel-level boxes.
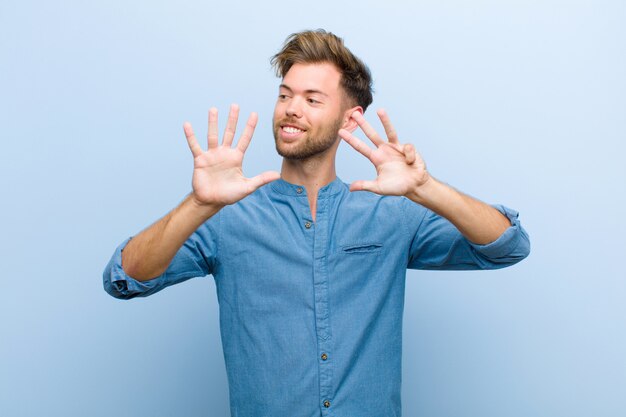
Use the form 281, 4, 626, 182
312, 193, 333, 415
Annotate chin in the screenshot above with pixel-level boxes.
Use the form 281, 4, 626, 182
275, 144, 305, 160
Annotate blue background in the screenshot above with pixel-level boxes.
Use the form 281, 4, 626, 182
1, 1, 624, 416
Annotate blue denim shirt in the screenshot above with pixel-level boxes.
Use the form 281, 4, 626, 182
104, 178, 529, 417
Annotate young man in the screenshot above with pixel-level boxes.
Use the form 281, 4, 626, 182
104, 30, 529, 416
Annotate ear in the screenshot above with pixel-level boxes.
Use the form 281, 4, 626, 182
342, 106, 364, 133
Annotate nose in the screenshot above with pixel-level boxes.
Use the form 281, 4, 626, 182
286, 98, 303, 118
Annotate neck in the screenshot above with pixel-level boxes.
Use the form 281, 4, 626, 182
280, 148, 338, 222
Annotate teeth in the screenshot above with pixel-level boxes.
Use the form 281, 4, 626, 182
283, 126, 304, 134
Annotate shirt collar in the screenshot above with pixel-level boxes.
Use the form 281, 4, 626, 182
270, 177, 345, 197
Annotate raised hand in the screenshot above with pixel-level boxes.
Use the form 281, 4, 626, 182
184, 104, 280, 207
338, 109, 430, 198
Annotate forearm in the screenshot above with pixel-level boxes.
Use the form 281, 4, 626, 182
406, 177, 510, 245
121, 195, 223, 281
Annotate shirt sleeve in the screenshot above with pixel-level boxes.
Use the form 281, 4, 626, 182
403, 199, 530, 270
102, 214, 220, 299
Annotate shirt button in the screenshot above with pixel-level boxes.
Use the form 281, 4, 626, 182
304, 221, 312, 229
296, 187, 303, 194
321, 353, 328, 361
323, 400, 331, 408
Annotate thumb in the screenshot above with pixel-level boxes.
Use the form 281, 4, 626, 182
403, 144, 416, 164
247, 171, 281, 193
350, 180, 379, 193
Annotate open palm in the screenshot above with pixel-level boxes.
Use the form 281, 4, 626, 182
184, 105, 280, 206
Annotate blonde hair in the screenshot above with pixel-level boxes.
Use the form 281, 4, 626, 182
271, 29, 373, 110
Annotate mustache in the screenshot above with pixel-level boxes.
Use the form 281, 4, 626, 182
275, 118, 308, 130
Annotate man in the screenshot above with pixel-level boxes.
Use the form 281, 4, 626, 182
104, 30, 529, 416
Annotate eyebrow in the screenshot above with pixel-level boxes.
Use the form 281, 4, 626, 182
279, 84, 329, 97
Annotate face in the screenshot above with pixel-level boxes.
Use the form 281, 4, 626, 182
273, 62, 351, 160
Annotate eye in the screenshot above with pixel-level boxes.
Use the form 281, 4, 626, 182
307, 98, 320, 104
278, 94, 289, 101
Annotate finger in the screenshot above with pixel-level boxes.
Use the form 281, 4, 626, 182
207, 107, 219, 149
339, 128, 374, 161
246, 170, 281, 193
349, 179, 380, 194
183, 122, 203, 158
222, 103, 239, 147
404, 143, 416, 164
352, 111, 385, 146
236, 112, 258, 153
377, 109, 399, 144
415, 151, 427, 171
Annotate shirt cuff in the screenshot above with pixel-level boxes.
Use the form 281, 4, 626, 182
469, 205, 529, 261
102, 238, 165, 299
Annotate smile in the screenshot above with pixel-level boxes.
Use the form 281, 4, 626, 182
282, 125, 305, 134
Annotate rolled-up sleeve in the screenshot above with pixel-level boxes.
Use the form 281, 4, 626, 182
103, 218, 220, 299
405, 200, 530, 270
468, 205, 530, 262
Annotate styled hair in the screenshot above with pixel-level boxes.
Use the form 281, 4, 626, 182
271, 29, 373, 111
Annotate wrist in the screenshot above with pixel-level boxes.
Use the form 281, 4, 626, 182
405, 175, 439, 206
186, 193, 225, 220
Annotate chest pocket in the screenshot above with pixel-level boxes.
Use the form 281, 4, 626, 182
341, 242, 383, 254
